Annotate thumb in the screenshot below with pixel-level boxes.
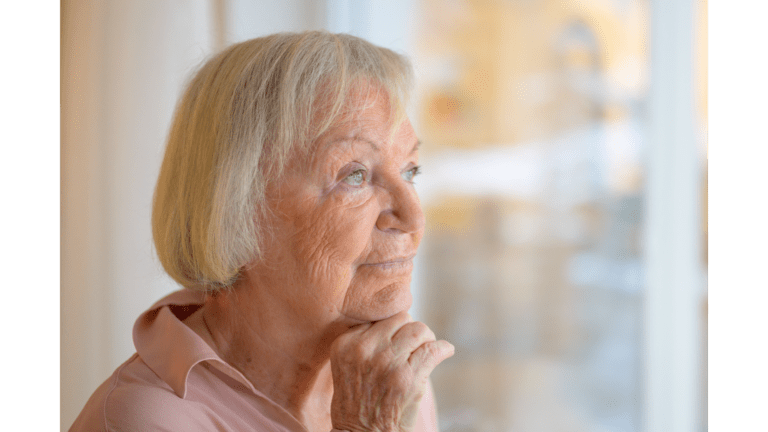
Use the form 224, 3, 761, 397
408, 339, 454, 380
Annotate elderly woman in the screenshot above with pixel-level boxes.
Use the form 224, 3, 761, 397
71, 32, 453, 432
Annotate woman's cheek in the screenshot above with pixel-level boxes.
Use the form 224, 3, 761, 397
298, 207, 360, 281
309, 186, 378, 258
332, 184, 374, 208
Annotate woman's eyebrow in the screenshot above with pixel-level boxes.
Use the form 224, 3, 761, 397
350, 136, 380, 152
412, 140, 421, 155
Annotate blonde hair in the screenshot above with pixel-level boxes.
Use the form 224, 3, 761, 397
152, 31, 414, 290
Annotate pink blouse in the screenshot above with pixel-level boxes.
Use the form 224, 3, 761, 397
69, 289, 439, 431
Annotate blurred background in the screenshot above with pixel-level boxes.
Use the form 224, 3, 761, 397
61, 0, 707, 431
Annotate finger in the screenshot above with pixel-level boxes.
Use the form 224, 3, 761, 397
391, 321, 436, 357
408, 340, 455, 381
330, 321, 372, 352
364, 310, 413, 340
331, 312, 411, 357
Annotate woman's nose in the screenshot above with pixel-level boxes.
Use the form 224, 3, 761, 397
376, 181, 425, 235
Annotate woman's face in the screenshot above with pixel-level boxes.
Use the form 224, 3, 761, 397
250, 88, 424, 326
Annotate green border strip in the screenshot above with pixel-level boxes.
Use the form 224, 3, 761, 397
0, 1, 59, 431
710, 1, 768, 431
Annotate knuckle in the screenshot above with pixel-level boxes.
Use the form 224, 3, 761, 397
330, 335, 347, 353
360, 335, 382, 354
410, 321, 435, 341
332, 339, 368, 364
372, 350, 394, 370
350, 340, 370, 359
423, 341, 441, 359
409, 321, 428, 334
331, 335, 355, 358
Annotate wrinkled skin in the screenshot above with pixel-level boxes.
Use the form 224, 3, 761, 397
330, 312, 453, 432
190, 85, 454, 432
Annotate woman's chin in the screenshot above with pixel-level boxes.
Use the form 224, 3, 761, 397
345, 284, 413, 323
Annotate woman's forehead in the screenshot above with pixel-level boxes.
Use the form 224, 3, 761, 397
319, 108, 415, 151
298, 85, 414, 169
311, 105, 391, 154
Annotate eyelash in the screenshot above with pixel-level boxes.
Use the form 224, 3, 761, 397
343, 168, 367, 186
403, 165, 422, 183
341, 165, 422, 187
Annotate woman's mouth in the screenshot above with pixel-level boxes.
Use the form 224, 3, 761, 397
360, 254, 416, 270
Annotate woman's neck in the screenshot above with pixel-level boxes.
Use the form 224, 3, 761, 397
187, 281, 347, 432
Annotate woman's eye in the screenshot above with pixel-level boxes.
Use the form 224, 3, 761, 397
343, 169, 366, 186
402, 165, 422, 183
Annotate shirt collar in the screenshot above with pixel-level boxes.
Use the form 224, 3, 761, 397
132, 289, 257, 399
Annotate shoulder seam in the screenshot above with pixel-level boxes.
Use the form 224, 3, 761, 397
102, 353, 140, 432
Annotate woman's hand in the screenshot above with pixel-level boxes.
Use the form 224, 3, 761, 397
329, 311, 454, 432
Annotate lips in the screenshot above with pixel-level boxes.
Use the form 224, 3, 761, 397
360, 253, 417, 268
